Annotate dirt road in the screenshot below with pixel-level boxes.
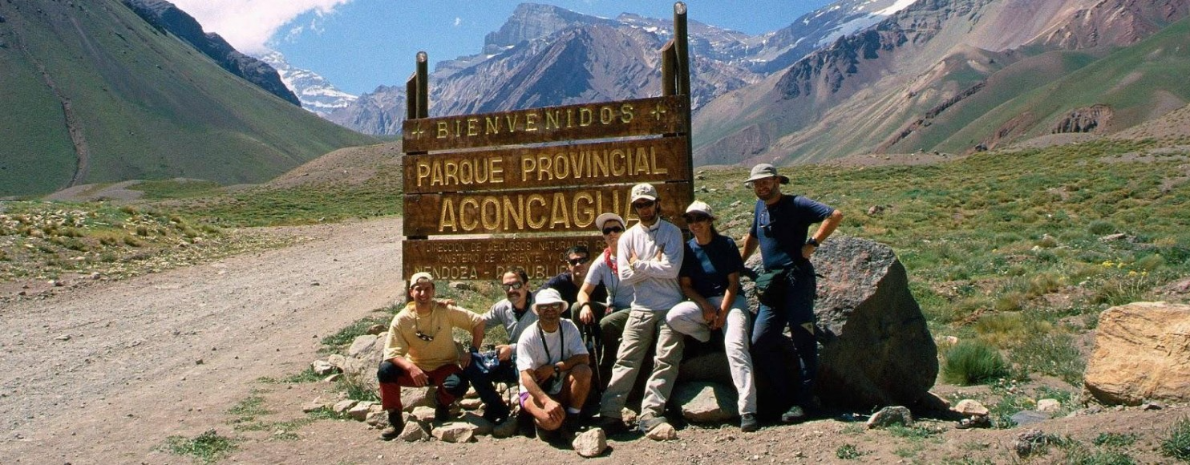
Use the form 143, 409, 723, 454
0, 217, 404, 463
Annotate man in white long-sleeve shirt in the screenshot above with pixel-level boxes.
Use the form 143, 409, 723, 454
597, 183, 686, 437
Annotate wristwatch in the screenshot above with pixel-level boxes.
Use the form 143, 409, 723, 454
806, 238, 820, 247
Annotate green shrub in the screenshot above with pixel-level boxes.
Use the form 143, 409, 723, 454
1088, 220, 1117, 235
161, 429, 236, 463
942, 340, 1009, 385
1093, 432, 1138, 448
1010, 331, 1085, 385
836, 444, 864, 460
1162, 417, 1190, 461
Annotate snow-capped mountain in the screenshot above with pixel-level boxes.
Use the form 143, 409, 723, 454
257, 51, 358, 117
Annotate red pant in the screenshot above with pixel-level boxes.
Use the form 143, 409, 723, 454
377, 360, 463, 411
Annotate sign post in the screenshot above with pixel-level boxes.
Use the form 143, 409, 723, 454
402, 2, 693, 281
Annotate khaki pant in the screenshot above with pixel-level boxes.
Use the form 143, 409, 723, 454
598, 309, 684, 420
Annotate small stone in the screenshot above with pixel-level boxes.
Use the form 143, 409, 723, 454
460, 398, 482, 410
55, 334, 71, 341
302, 401, 328, 413
348, 401, 375, 421
645, 422, 677, 441
332, 399, 358, 414
323, 373, 341, 383
431, 422, 476, 443
399, 421, 429, 442
411, 406, 436, 422
573, 428, 607, 457
867, 406, 913, 429
311, 360, 336, 376
366, 324, 386, 335
954, 399, 989, 417
1036, 399, 1060, 413
1143, 402, 1165, 411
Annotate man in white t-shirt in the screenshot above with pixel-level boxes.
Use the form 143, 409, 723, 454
516, 288, 592, 443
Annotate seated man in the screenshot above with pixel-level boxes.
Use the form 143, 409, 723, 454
378, 272, 486, 440
517, 288, 592, 443
462, 267, 535, 424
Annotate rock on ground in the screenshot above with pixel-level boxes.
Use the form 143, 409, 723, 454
432, 422, 476, 443
954, 399, 989, 416
866, 406, 913, 428
674, 382, 738, 423
1084, 302, 1190, 405
646, 423, 678, 441
573, 428, 607, 457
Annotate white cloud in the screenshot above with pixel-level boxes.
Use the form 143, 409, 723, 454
168, 0, 353, 54
453, 17, 462, 27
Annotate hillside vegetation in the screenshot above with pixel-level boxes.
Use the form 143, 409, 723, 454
4, 139, 1188, 383
0, 0, 375, 198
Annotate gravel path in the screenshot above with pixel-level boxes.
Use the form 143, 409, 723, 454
0, 217, 404, 463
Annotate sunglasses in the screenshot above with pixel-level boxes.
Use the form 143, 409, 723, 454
414, 330, 434, 342
602, 226, 624, 235
567, 256, 589, 266
501, 282, 524, 291
685, 214, 711, 223
632, 200, 656, 209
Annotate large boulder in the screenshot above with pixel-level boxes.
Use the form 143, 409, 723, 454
1084, 302, 1190, 405
745, 236, 937, 409
673, 382, 738, 423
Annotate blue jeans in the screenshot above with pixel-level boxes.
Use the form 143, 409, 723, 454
461, 352, 517, 421
751, 265, 817, 409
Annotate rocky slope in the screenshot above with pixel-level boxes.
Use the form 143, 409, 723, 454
327, 1, 918, 136
123, 0, 300, 106
692, 0, 1190, 165
258, 51, 357, 117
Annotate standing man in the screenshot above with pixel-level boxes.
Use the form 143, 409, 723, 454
741, 164, 843, 424
462, 267, 535, 425
516, 289, 592, 443
598, 183, 686, 437
540, 245, 595, 314
575, 213, 634, 390
377, 272, 486, 440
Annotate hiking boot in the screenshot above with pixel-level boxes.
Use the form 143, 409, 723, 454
517, 409, 537, 438
740, 413, 759, 432
638, 415, 669, 434
482, 403, 511, 425
596, 416, 627, 435
435, 404, 452, 422
780, 405, 806, 424
380, 410, 404, 440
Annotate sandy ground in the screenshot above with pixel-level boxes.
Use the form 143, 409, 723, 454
1, 215, 1187, 464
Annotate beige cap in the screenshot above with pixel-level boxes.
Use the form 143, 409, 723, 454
408, 271, 434, 290
630, 183, 658, 202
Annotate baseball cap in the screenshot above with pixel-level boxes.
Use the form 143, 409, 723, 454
408, 272, 434, 290
683, 200, 716, 220
630, 183, 658, 202
594, 212, 625, 231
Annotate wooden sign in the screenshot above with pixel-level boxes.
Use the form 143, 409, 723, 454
403, 236, 608, 282
403, 182, 692, 237
404, 137, 689, 194
402, 96, 686, 153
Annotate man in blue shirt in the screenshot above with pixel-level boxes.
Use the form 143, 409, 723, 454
740, 164, 843, 424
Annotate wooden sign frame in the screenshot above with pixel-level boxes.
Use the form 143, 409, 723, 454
402, 2, 694, 281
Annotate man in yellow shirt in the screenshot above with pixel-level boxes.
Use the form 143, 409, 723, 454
378, 272, 485, 440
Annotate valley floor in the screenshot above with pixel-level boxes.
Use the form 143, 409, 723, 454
0, 216, 1184, 464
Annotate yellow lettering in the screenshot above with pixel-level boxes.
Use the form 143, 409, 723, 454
436, 121, 449, 139
506, 115, 519, 133
459, 159, 474, 185
455, 119, 462, 137
491, 158, 505, 183
525, 113, 538, 132
611, 149, 627, 176
431, 162, 444, 186
568, 151, 587, 179
574, 192, 595, 228
416, 161, 431, 187
566, 109, 574, 128
486, 116, 501, 134
503, 196, 524, 230
634, 148, 650, 175
600, 106, 614, 125
467, 118, 479, 136
620, 103, 634, 123
460, 198, 480, 231
439, 199, 458, 232
549, 193, 570, 229
480, 197, 500, 230
521, 156, 536, 182
553, 154, 569, 179
537, 155, 552, 181
579, 108, 593, 126
545, 110, 561, 130
445, 161, 459, 186
527, 195, 548, 229
591, 150, 609, 178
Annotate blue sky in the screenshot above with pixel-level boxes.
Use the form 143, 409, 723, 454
172, 1, 837, 95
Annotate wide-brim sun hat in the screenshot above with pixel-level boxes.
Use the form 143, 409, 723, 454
534, 288, 565, 309
745, 163, 790, 184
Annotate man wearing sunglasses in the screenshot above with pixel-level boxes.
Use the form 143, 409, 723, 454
461, 267, 536, 427
377, 272, 486, 440
539, 245, 595, 315
741, 163, 843, 424
575, 212, 634, 392
516, 288, 591, 444
598, 183, 686, 438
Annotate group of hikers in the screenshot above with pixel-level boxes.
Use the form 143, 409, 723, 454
378, 163, 844, 443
